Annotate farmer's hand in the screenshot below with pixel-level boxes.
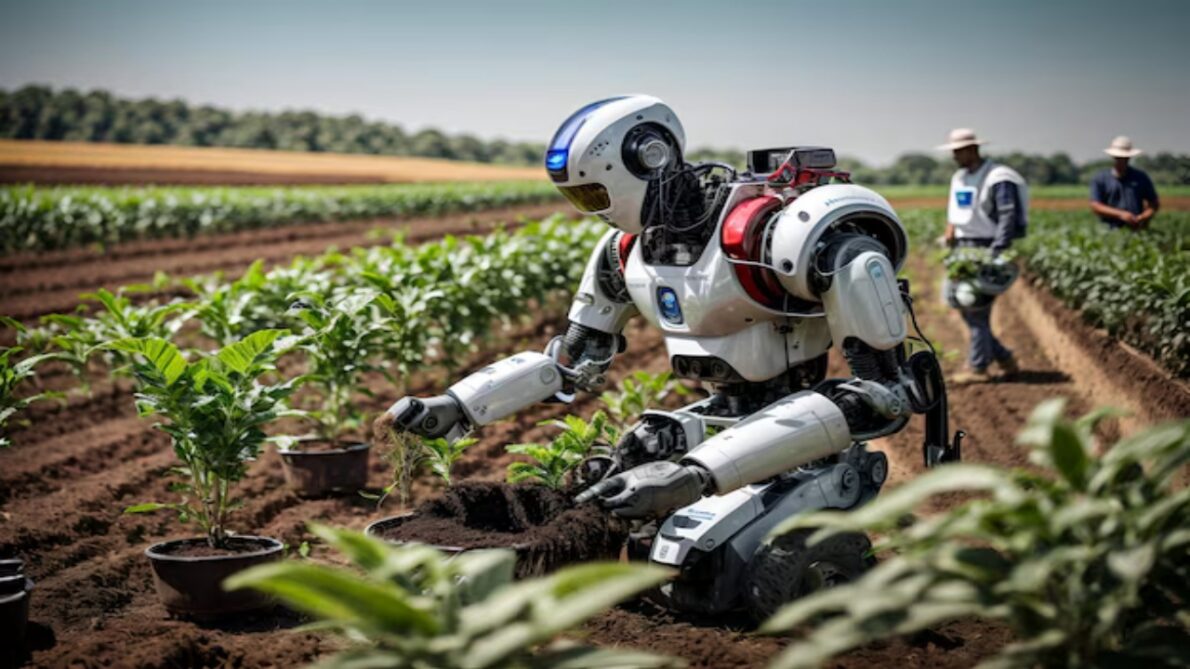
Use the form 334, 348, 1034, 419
575, 461, 708, 519
1118, 211, 1138, 228
943, 223, 956, 248
384, 394, 467, 440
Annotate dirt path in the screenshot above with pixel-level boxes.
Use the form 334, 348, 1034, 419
2, 240, 1182, 667
0, 203, 569, 322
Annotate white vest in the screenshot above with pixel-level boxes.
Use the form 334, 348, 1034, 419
947, 161, 1029, 239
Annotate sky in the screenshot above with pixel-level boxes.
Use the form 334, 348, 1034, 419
1, 0, 1188, 165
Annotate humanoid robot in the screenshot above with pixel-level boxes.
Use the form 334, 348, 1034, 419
384, 95, 962, 620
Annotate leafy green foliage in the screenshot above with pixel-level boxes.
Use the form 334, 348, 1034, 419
0, 181, 560, 253
422, 437, 477, 486
1018, 211, 1190, 376
225, 523, 680, 669
0, 322, 64, 447
111, 330, 300, 547
760, 398, 1190, 669
287, 288, 395, 442
507, 412, 619, 490
599, 371, 689, 427
941, 247, 1017, 281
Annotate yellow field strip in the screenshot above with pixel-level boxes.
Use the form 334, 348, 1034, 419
0, 139, 546, 183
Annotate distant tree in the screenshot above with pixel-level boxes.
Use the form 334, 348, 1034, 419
2, 86, 1186, 176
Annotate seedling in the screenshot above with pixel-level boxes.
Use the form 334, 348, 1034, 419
111, 330, 299, 547
421, 436, 477, 486
506, 411, 619, 489
600, 371, 689, 428
287, 288, 394, 444
0, 326, 65, 448
226, 523, 680, 669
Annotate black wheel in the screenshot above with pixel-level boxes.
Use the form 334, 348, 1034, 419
742, 529, 872, 624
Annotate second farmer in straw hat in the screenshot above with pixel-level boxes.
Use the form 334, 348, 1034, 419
938, 128, 1028, 385
1089, 136, 1160, 230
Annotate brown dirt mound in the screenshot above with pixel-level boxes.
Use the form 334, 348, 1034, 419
375, 481, 627, 577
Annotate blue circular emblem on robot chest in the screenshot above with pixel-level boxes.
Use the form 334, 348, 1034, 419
657, 287, 683, 324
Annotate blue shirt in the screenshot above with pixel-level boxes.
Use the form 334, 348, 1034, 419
1089, 167, 1159, 227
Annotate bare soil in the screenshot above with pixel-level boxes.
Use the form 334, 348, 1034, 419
152, 538, 278, 559
376, 482, 626, 577
0, 225, 1183, 667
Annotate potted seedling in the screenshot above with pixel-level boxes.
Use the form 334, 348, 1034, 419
109, 330, 300, 617
276, 289, 393, 496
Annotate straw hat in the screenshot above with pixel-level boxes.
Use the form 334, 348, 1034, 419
1105, 135, 1142, 158
936, 128, 987, 151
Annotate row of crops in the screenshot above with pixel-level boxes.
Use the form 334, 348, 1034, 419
1, 214, 604, 447
0, 181, 561, 253
899, 209, 1190, 377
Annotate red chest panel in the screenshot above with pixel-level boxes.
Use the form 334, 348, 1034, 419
720, 196, 788, 309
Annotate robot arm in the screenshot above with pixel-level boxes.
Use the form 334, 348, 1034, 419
385, 230, 637, 441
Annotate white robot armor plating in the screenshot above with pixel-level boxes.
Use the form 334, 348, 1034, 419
385, 95, 963, 620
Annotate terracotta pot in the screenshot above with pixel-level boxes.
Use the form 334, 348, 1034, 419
0, 560, 32, 661
278, 442, 370, 497
145, 536, 283, 618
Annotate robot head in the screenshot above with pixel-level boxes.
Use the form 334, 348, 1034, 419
545, 95, 686, 234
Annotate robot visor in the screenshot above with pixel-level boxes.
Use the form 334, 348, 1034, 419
559, 183, 611, 212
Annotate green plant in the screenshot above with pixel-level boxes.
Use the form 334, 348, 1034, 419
600, 371, 689, 427
759, 398, 1190, 669
225, 523, 681, 669
422, 436, 478, 486
0, 181, 561, 253
0, 323, 64, 447
287, 288, 395, 443
941, 247, 1017, 281
111, 330, 301, 547
507, 411, 619, 490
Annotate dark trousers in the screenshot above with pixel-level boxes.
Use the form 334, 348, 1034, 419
958, 301, 1011, 370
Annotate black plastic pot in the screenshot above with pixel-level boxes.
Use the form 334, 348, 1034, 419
278, 442, 370, 497
0, 560, 32, 660
145, 536, 283, 618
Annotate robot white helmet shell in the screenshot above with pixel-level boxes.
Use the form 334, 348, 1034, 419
545, 95, 686, 234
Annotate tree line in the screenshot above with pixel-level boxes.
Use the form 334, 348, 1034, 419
3, 86, 1187, 184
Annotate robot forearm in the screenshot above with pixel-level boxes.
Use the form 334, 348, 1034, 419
681, 391, 851, 494
387, 351, 564, 441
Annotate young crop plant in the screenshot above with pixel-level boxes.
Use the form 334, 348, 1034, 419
600, 371, 690, 428
506, 411, 620, 490
759, 398, 1190, 669
225, 523, 680, 669
111, 330, 301, 547
0, 322, 64, 447
421, 436, 477, 486
287, 288, 396, 444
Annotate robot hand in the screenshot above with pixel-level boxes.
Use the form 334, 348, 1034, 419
575, 461, 709, 519
384, 395, 468, 442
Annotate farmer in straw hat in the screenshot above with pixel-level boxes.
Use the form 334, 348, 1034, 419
939, 128, 1028, 385
1089, 136, 1160, 230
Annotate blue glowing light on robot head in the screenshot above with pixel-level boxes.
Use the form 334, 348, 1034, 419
545, 150, 568, 171
545, 96, 628, 176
